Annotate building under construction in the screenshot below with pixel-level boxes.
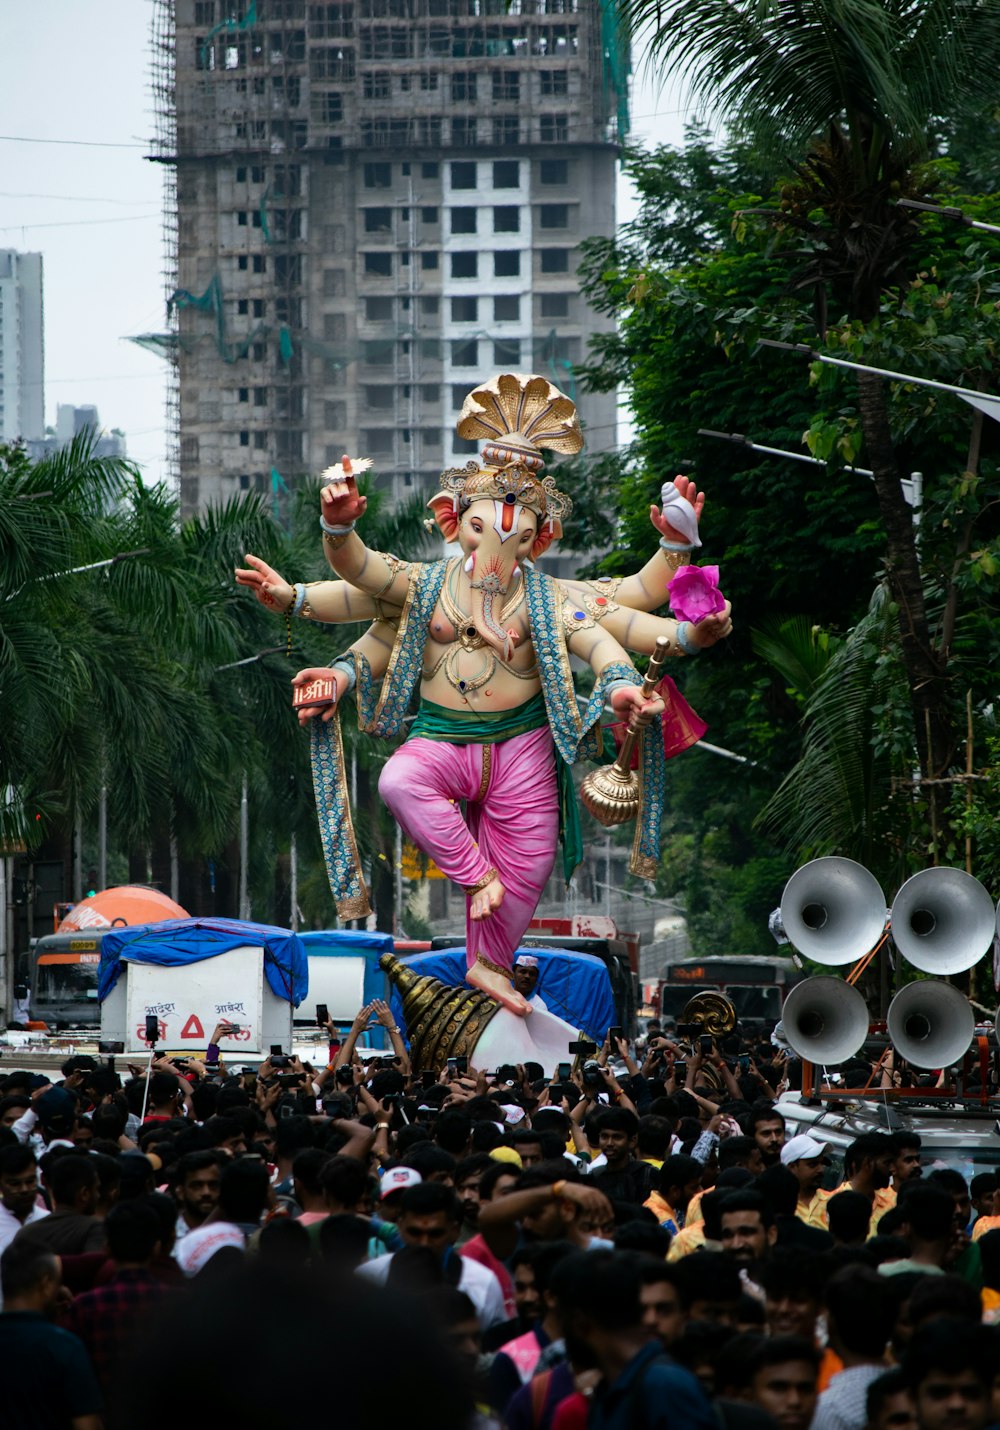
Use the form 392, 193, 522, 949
149, 0, 629, 517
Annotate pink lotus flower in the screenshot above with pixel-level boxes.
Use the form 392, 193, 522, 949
668, 564, 726, 624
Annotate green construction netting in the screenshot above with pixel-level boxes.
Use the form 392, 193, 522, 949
599, 0, 631, 143
201, 1, 258, 69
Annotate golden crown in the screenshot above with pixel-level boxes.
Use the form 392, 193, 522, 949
434, 372, 580, 529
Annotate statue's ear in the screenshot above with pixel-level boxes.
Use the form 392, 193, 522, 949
427, 493, 460, 543
530, 519, 560, 562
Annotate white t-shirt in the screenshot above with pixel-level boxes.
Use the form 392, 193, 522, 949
359, 1248, 507, 1330
174, 1220, 246, 1277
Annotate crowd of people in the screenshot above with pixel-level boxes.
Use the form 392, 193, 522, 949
2, 1000, 1000, 1430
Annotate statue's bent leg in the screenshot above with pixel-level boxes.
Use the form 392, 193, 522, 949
379, 739, 493, 891
465, 726, 559, 1011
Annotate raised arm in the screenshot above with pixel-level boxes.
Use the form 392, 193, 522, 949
235, 554, 395, 625
316, 458, 411, 605
561, 476, 704, 615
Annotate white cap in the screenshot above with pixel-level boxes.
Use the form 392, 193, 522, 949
514, 954, 539, 969
379, 1166, 422, 1199
780, 1133, 828, 1166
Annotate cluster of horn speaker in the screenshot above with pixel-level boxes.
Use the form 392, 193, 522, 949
775, 858, 998, 1070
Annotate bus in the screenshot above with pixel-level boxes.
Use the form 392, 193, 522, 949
649, 955, 801, 1030
29, 931, 105, 1030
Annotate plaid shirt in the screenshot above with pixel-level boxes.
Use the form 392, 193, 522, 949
63, 1267, 166, 1391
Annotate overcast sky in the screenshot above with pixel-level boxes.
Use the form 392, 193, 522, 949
0, 4, 692, 489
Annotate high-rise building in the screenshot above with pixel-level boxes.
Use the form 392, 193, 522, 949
0, 250, 44, 445
153, 1, 629, 518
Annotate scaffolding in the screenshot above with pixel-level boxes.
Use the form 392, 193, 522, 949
149, 0, 180, 493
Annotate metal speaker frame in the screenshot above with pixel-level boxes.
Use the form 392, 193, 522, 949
779, 857, 887, 966
781, 976, 870, 1064
890, 867, 996, 975
886, 980, 975, 1070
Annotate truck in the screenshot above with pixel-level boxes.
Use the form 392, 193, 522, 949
98, 917, 307, 1058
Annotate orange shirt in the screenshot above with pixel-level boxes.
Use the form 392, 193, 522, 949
973, 1215, 1000, 1243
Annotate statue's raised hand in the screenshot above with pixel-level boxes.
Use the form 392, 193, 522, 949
690, 599, 734, 649
320, 454, 370, 529
649, 475, 704, 547
235, 553, 294, 612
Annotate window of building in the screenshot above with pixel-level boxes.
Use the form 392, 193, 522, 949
421, 383, 440, 401
452, 117, 477, 145
253, 387, 267, 406
365, 296, 394, 321
253, 254, 266, 272
364, 207, 392, 232
363, 340, 394, 365
540, 248, 570, 273
540, 69, 569, 96
323, 313, 346, 341
451, 296, 477, 322
492, 72, 520, 102
493, 116, 520, 146
451, 252, 477, 279
421, 251, 439, 270
539, 115, 569, 143
451, 339, 478, 367
364, 252, 393, 276
420, 72, 439, 91
252, 298, 265, 317
493, 206, 519, 233
494, 295, 520, 322
315, 91, 344, 124
540, 158, 569, 185
494, 338, 520, 365
451, 74, 477, 102
363, 162, 392, 188
195, 2, 216, 24
494, 250, 520, 278
451, 161, 476, 189
254, 431, 268, 449
454, 436, 479, 454
239, 429, 250, 446
452, 384, 470, 409
421, 428, 441, 448
539, 204, 569, 230
238, 299, 249, 315
541, 292, 571, 318
361, 428, 395, 455
325, 400, 347, 427
236, 164, 247, 182
238, 255, 248, 270
422, 161, 439, 178
363, 72, 391, 99
364, 386, 394, 409
421, 206, 439, 224
493, 160, 519, 189
239, 474, 251, 490
323, 269, 345, 297
238, 387, 249, 403
420, 295, 439, 315
237, 211, 248, 226
450, 207, 476, 235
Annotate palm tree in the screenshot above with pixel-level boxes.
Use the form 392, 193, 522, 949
616, 0, 1000, 782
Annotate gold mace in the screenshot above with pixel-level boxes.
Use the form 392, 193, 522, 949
579, 635, 670, 827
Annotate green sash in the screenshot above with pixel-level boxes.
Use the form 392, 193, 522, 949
408, 692, 583, 882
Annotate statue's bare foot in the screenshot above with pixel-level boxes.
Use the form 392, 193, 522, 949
466, 960, 532, 1017
469, 876, 505, 922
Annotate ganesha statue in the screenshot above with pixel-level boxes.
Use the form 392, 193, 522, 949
236, 373, 732, 1017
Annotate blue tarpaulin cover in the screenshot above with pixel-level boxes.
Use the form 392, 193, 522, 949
99, 918, 308, 1007
388, 947, 615, 1043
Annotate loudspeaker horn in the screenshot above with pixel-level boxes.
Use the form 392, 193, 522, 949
890, 867, 996, 975
779, 857, 887, 966
780, 976, 870, 1064
887, 979, 974, 1069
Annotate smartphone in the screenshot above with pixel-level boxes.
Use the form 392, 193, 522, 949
316, 1003, 329, 1027
280, 1103, 296, 1119
421, 1070, 435, 1088
700, 1034, 713, 1055
335, 1066, 355, 1085
455, 1055, 468, 1076
608, 1026, 623, 1048
557, 1062, 572, 1081
496, 1064, 516, 1085
270, 1044, 283, 1056
144, 1014, 159, 1044
271, 1055, 290, 1069
447, 1057, 458, 1072
738, 1054, 750, 1073
99, 1040, 125, 1055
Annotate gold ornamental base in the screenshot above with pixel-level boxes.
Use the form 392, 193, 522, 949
379, 952, 502, 1072
579, 762, 640, 827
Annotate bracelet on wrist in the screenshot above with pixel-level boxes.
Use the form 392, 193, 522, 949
291, 582, 307, 618
676, 621, 700, 656
658, 536, 694, 553
320, 514, 356, 536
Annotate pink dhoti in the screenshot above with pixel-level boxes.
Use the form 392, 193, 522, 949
378, 726, 559, 975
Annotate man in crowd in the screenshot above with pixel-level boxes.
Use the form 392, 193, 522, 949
14, 1152, 106, 1255
818, 1134, 896, 1233
780, 1133, 829, 1225
748, 1107, 786, 1168
644, 1153, 703, 1234
590, 1107, 656, 1206
0, 1143, 48, 1258
813, 1266, 895, 1430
